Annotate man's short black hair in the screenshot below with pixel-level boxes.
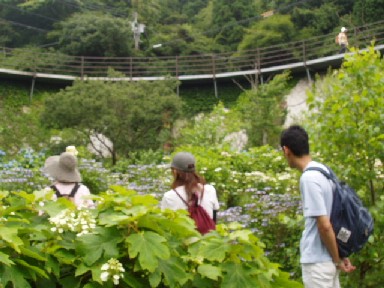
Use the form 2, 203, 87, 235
280, 125, 310, 156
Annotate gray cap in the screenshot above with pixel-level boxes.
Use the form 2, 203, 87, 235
171, 152, 196, 172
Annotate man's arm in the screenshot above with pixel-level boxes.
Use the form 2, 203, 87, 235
317, 215, 340, 263
317, 215, 356, 272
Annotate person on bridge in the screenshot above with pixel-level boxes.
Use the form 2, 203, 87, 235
337, 27, 349, 54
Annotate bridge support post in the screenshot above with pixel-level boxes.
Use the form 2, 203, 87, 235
305, 67, 312, 83
29, 76, 36, 103
213, 78, 218, 98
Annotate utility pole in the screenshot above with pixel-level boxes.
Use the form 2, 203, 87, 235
131, 12, 145, 50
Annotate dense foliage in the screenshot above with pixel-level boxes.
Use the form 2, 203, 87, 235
236, 71, 290, 147
0, 0, 381, 56
0, 185, 302, 287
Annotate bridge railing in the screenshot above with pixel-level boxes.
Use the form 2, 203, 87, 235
1, 20, 383, 79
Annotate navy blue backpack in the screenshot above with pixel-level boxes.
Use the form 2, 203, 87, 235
305, 166, 374, 258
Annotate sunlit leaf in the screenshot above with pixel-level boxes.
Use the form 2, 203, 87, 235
198, 264, 222, 280
0, 251, 14, 266
77, 227, 123, 266
126, 231, 170, 272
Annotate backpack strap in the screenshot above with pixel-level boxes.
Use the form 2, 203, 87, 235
173, 185, 205, 208
69, 183, 80, 198
304, 166, 337, 182
50, 183, 80, 198
50, 185, 62, 198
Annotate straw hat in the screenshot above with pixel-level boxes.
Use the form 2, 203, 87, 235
43, 152, 81, 182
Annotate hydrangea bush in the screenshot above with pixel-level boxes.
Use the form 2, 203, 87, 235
0, 145, 304, 284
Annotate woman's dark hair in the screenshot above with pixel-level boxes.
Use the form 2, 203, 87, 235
280, 125, 310, 156
171, 169, 206, 202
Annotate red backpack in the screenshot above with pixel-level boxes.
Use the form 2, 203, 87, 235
174, 188, 216, 235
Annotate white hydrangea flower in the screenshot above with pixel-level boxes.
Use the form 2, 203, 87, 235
49, 209, 96, 236
100, 271, 109, 282
100, 258, 125, 285
101, 263, 110, 271
66, 145, 78, 156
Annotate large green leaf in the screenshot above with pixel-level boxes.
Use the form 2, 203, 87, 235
0, 251, 14, 265
76, 227, 123, 266
137, 213, 198, 237
20, 246, 47, 262
97, 212, 132, 227
221, 263, 261, 288
121, 272, 148, 288
131, 195, 158, 206
0, 265, 32, 288
189, 237, 229, 262
14, 258, 49, 279
45, 255, 60, 276
58, 275, 81, 288
52, 249, 76, 265
75, 262, 91, 277
197, 264, 222, 280
0, 227, 24, 253
126, 231, 170, 272
155, 257, 191, 287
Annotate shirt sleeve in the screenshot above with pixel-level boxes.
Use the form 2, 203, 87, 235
300, 172, 327, 217
160, 193, 175, 210
205, 185, 220, 210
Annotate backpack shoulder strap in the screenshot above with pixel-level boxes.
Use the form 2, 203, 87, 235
304, 166, 337, 181
174, 185, 205, 207
50, 185, 62, 198
173, 189, 189, 207
69, 183, 80, 198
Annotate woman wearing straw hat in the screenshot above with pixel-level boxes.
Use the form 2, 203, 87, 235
43, 152, 94, 209
160, 152, 220, 223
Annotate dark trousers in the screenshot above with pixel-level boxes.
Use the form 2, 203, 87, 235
339, 44, 348, 54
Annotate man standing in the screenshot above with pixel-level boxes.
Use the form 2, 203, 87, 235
338, 27, 349, 54
280, 125, 355, 287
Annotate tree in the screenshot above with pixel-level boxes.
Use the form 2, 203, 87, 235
149, 24, 222, 57
48, 12, 134, 57
176, 102, 245, 149
352, 0, 384, 24
209, 0, 258, 51
0, 20, 15, 46
41, 76, 182, 164
307, 46, 383, 205
291, 3, 340, 36
235, 71, 290, 147
238, 15, 295, 51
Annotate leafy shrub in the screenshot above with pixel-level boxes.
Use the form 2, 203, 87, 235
0, 186, 303, 287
